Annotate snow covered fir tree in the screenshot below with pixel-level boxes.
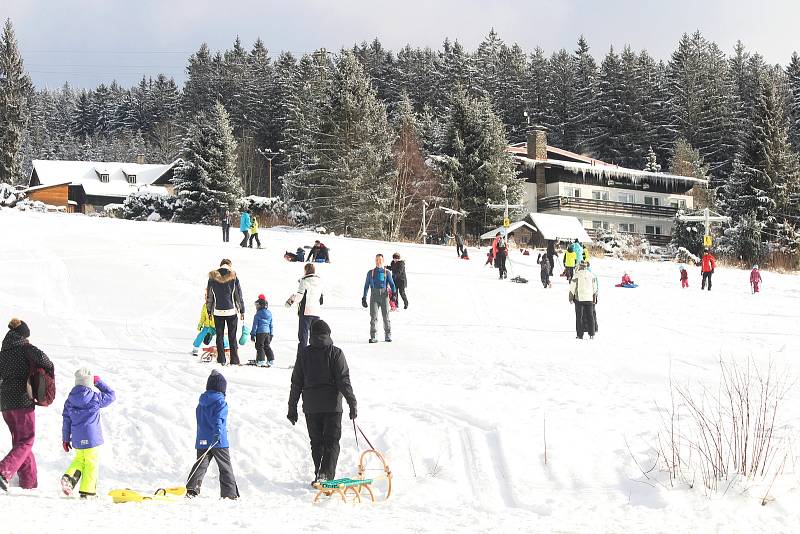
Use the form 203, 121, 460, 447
0, 19, 32, 185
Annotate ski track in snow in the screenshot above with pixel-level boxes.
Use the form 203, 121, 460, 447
1, 210, 800, 533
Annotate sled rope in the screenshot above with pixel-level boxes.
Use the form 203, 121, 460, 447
186, 439, 219, 484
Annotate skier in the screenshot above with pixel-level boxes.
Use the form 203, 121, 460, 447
186, 370, 239, 499
492, 232, 508, 279
569, 261, 598, 339
285, 263, 324, 354
192, 290, 229, 356
563, 244, 577, 282
220, 209, 232, 243
362, 254, 396, 343
251, 294, 275, 367
248, 216, 262, 249
239, 210, 252, 248
287, 320, 357, 485
307, 240, 330, 263
679, 265, 689, 288
537, 252, 551, 288
0, 319, 54, 493
701, 249, 716, 291
206, 259, 245, 365
455, 234, 466, 258
750, 265, 762, 293
60, 369, 116, 498
546, 240, 557, 277
389, 252, 409, 309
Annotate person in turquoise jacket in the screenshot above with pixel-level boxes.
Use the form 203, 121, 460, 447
239, 211, 251, 248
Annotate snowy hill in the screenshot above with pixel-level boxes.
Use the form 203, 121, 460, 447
1, 209, 799, 533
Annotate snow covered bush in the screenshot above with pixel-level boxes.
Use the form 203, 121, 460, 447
673, 247, 700, 266
122, 191, 176, 221
0, 183, 25, 208
596, 230, 647, 259
102, 203, 125, 218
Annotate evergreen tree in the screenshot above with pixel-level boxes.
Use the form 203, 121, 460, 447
546, 49, 578, 150
786, 52, 800, 151
172, 102, 241, 223
572, 36, 598, 153
0, 19, 33, 184
643, 146, 661, 172
524, 47, 549, 128
183, 43, 218, 114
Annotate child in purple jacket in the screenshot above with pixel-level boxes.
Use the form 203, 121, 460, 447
60, 368, 116, 498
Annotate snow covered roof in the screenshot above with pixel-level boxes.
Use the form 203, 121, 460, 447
30, 159, 178, 199
480, 221, 537, 240
526, 213, 593, 243
24, 181, 72, 193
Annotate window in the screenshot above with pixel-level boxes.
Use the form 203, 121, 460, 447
126, 174, 137, 184
592, 191, 609, 201
670, 199, 687, 209
644, 196, 660, 206
645, 225, 662, 235
99, 174, 109, 183
592, 220, 610, 231
618, 223, 635, 233
617, 193, 635, 203
564, 187, 581, 198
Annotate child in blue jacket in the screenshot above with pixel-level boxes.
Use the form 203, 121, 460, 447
60, 368, 116, 498
186, 370, 238, 499
250, 294, 274, 367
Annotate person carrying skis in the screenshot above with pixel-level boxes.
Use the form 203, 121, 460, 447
537, 252, 551, 288
286, 263, 324, 354
186, 370, 239, 499
569, 261, 598, 339
563, 244, 577, 282
389, 252, 409, 309
60, 368, 116, 498
680, 265, 689, 288
701, 249, 716, 291
193, 290, 229, 356
750, 264, 762, 293
362, 254, 396, 343
287, 320, 357, 485
206, 259, 245, 365
248, 216, 262, 249
492, 232, 508, 279
239, 210, 252, 248
251, 294, 275, 367
0, 319, 55, 493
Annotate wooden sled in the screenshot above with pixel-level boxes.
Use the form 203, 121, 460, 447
312, 449, 392, 503
109, 486, 186, 504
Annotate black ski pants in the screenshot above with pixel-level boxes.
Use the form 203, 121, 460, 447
540, 271, 550, 288
248, 233, 261, 248
547, 253, 556, 276
255, 333, 274, 363
186, 447, 239, 499
496, 252, 507, 278
305, 412, 343, 480
701, 271, 713, 291
214, 315, 239, 365
392, 284, 409, 308
239, 230, 249, 247
222, 223, 230, 242
297, 315, 319, 355
574, 301, 596, 338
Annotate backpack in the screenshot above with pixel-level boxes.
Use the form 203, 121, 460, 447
497, 238, 506, 250
25, 351, 56, 407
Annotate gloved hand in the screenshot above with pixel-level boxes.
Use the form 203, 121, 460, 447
287, 407, 298, 425
63, 441, 71, 452
250, 334, 256, 342
240, 313, 245, 321
213, 434, 221, 445
593, 295, 598, 305
285, 298, 293, 308
349, 406, 357, 420
93, 376, 100, 385
361, 297, 368, 308
268, 334, 273, 344
568, 293, 574, 304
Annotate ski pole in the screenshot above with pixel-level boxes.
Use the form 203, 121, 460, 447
186, 439, 219, 484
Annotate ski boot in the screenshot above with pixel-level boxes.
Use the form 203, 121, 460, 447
60, 471, 80, 496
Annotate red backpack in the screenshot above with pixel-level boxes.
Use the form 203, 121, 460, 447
25, 349, 56, 407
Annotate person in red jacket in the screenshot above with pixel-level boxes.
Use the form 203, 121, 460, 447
679, 265, 689, 288
750, 264, 762, 293
701, 249, 716, 291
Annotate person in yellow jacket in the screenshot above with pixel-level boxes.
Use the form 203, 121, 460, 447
192, 291, 229, 355
248, 217, 262, 249
563, 245, 578, 282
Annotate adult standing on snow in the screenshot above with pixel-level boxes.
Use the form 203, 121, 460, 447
287, 320, 357, 484
0, 318, 55, 492
569, 262, 598, 339
207, 259, 245, 365
701, 249, 716, 291
492, 232, 508, 279
455, 234, 466, 258
389, 252, 409, 309
362, 254, 396, 343
546, 240, 557, 276
239, 210, 252, 248
220, 209, 232, 243
286, 263, 324, 355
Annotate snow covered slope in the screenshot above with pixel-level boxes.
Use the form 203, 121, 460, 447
1, 209, 799, 533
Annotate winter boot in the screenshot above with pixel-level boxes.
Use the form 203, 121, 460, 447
192, 347, 200, 356
385, 334, 392, 342
0, 474, 8, 492
79, 492, 97, 499
369, 338, 378, 344
60, 471, 80, 496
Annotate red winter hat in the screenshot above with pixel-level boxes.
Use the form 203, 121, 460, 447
258, 294, 266, 301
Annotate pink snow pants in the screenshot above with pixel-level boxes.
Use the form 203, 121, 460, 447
753, 281, 760, 293
0, 407, 37, 488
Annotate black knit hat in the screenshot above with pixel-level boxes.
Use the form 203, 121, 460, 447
8, 318, 30, 339
206, 370, 227, 395
310, 319, 331, 336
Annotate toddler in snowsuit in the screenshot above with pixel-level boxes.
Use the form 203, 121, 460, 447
186, 370, 239, 499
60, 368, 116, 498
251, 294, 275, 367
193, 292, 229, 355
679, 265, 689, 288
537, 252, 551, 288
750, 265, 762, 293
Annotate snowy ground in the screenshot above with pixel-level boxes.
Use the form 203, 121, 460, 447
1, 209, 799, 533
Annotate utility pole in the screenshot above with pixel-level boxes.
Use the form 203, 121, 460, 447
678, 207, 730, 248
258, 148, 281, 198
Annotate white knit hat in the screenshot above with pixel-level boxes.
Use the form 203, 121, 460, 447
75, 367, 93, 388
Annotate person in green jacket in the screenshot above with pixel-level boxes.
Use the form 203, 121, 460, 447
248, 218, 262, 249
563, 245, 578, 282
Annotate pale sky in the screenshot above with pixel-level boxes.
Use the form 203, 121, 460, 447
6, 0, 800, 88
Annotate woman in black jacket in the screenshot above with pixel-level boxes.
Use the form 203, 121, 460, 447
0, 318, 54, 492
389, 253, 408, 309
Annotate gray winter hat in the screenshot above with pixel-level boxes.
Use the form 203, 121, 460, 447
75, 367, 93, 388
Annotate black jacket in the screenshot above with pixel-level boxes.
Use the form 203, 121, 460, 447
537, 253, 550, 273
288, 333, 356, 415
207, 267, 245, 315
389, 260, 407, 288
0, 331, 54, 411
308, 244, 330, 263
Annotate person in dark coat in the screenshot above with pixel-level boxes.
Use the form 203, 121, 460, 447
389, 252, 409, 310
546, 240, 556, 276
186, 370, 239, 499
455, 234, 466, 258
307, 240, 330, 263
220, 210, 232, 243
537, 252, 551, 288
206, 259, 245, 365
0, 319, 54, 492
287, 320, 357, 484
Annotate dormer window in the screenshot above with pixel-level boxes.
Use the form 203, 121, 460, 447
127, 174, 137, 184
99, 174, 109, 183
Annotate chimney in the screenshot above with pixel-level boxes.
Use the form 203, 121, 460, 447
526, 126, 548, 160
136, 153, 145, 165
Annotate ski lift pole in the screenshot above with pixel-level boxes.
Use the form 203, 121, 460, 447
678, 207, 730, 248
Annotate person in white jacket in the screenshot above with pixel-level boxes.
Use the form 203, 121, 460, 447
568, 261, 598, 339
286, 263, 324, 355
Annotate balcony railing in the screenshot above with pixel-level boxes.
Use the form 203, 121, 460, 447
538, 196, 679, 219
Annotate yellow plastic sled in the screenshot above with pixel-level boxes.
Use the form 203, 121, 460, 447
109, 486, 187, 504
